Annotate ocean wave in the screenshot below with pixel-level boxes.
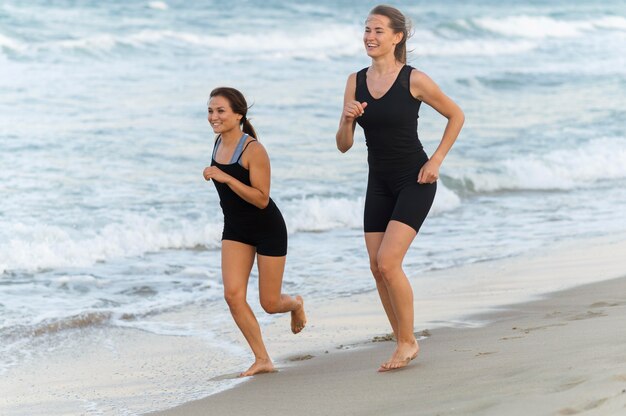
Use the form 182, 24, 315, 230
0, 216, 223, 274
3, 25, 542, 60
413, 36, 535, 57
283, 186, 460, 233
1, 26, 364, 60
472, 15, 626, 39
447, 137, 626, 192
283, 197, 364, 232
0, 188, 462, 273
1, 311, 113, 340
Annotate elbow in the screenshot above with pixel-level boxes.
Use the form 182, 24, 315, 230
456, 108, 465, 127
256, 196, 270, 210
336, 140, 352, 153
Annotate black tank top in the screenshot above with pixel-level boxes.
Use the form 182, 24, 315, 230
211, 135, 266, 217
355, 65, 423, 171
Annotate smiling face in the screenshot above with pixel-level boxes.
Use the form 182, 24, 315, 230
208, 95, 242, 135
363, 14, 403, 59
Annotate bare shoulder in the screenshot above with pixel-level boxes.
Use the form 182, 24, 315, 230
243, 138, 269, 164
409, 69, 440, 101
343, 72, 358, 100
345, 72, 358, 89
409, 69, 436, 87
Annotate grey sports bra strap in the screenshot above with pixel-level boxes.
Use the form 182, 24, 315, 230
236, 138, 257, 163
228, 133, 248, 164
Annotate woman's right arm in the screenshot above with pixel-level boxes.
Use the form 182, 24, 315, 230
336, 73, 367, 153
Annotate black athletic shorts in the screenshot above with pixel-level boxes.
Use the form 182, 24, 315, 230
222, 199, 288, 257
364, 150, 437, 233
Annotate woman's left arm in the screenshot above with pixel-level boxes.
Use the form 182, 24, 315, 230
231, 142, 271, 209
410, 69, 465, 184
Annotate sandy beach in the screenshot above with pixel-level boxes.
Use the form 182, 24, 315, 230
3, 236, 626, 416
150, 283, 626, 416
149, 238, 626, 416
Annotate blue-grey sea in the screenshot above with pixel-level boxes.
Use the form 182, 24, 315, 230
1, 0, 626, 414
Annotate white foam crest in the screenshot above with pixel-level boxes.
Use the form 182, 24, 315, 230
6, 23, 550, 59
593, 16, 626, 30
412, 36, 535, 57
431, 184, 461, 214
54, 34, 118, 51
284, 197, 363, 232
0, 215, 222, 274
282, 188, 460, 233
53, 274, 108, 289
32, 25, 363, 60
453, 137, 626, 192
0, 33, 26, 52
474, 15, 626, 39
148, 1, 168, 10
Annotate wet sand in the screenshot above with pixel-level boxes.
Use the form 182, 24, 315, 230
149, 251, 626, 415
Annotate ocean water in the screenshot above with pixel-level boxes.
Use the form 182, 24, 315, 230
1, 0, 626, 413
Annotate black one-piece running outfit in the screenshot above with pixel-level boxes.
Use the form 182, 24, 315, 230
211, 134, 288, 256
355, 64, 437, 233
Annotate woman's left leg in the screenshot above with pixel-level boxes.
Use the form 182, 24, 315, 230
257, 254, 307, 334
376, 220, 419, 371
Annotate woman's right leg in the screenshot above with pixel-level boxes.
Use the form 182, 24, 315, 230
221, 240, 274, 377
365, 232, 399, 338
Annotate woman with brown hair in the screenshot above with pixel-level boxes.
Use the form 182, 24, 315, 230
204, 87, 306, 377
336, 5, 464, 371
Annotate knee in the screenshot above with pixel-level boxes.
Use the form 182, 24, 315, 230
376, 253, 400, 282
224, 291, 246, 310
369, 261, 384, 283
260, 297, 280, 314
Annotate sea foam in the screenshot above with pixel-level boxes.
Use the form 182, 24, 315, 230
448, 137, 626, 192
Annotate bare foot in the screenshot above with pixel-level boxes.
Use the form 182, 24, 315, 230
378, 341, 419, 372
239, 358, 275, 377
291, 295, 307, 334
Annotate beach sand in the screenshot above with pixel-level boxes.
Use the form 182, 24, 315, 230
3, 237, 626, 415
149, 240, 626, 416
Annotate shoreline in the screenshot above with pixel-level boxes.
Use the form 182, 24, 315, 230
148, 235, 626, 416
149, 275, 626, 416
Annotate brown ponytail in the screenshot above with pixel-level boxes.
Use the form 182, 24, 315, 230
209, 87, 258, 139
369, 5, 413, 64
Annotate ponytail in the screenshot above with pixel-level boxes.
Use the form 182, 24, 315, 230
241, 116, 258, 140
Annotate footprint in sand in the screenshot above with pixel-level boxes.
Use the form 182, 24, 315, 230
558, 397, 610, 415
544, 311, 563, 319
589, 301, 621, 308
500, 335, 524, 341
611, 374, 626, 382
554, 377, 588, 392
372, 334, 394, 342
520, 323, 567, 333
566, 310, 607, 321
288, 354, 314, 362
